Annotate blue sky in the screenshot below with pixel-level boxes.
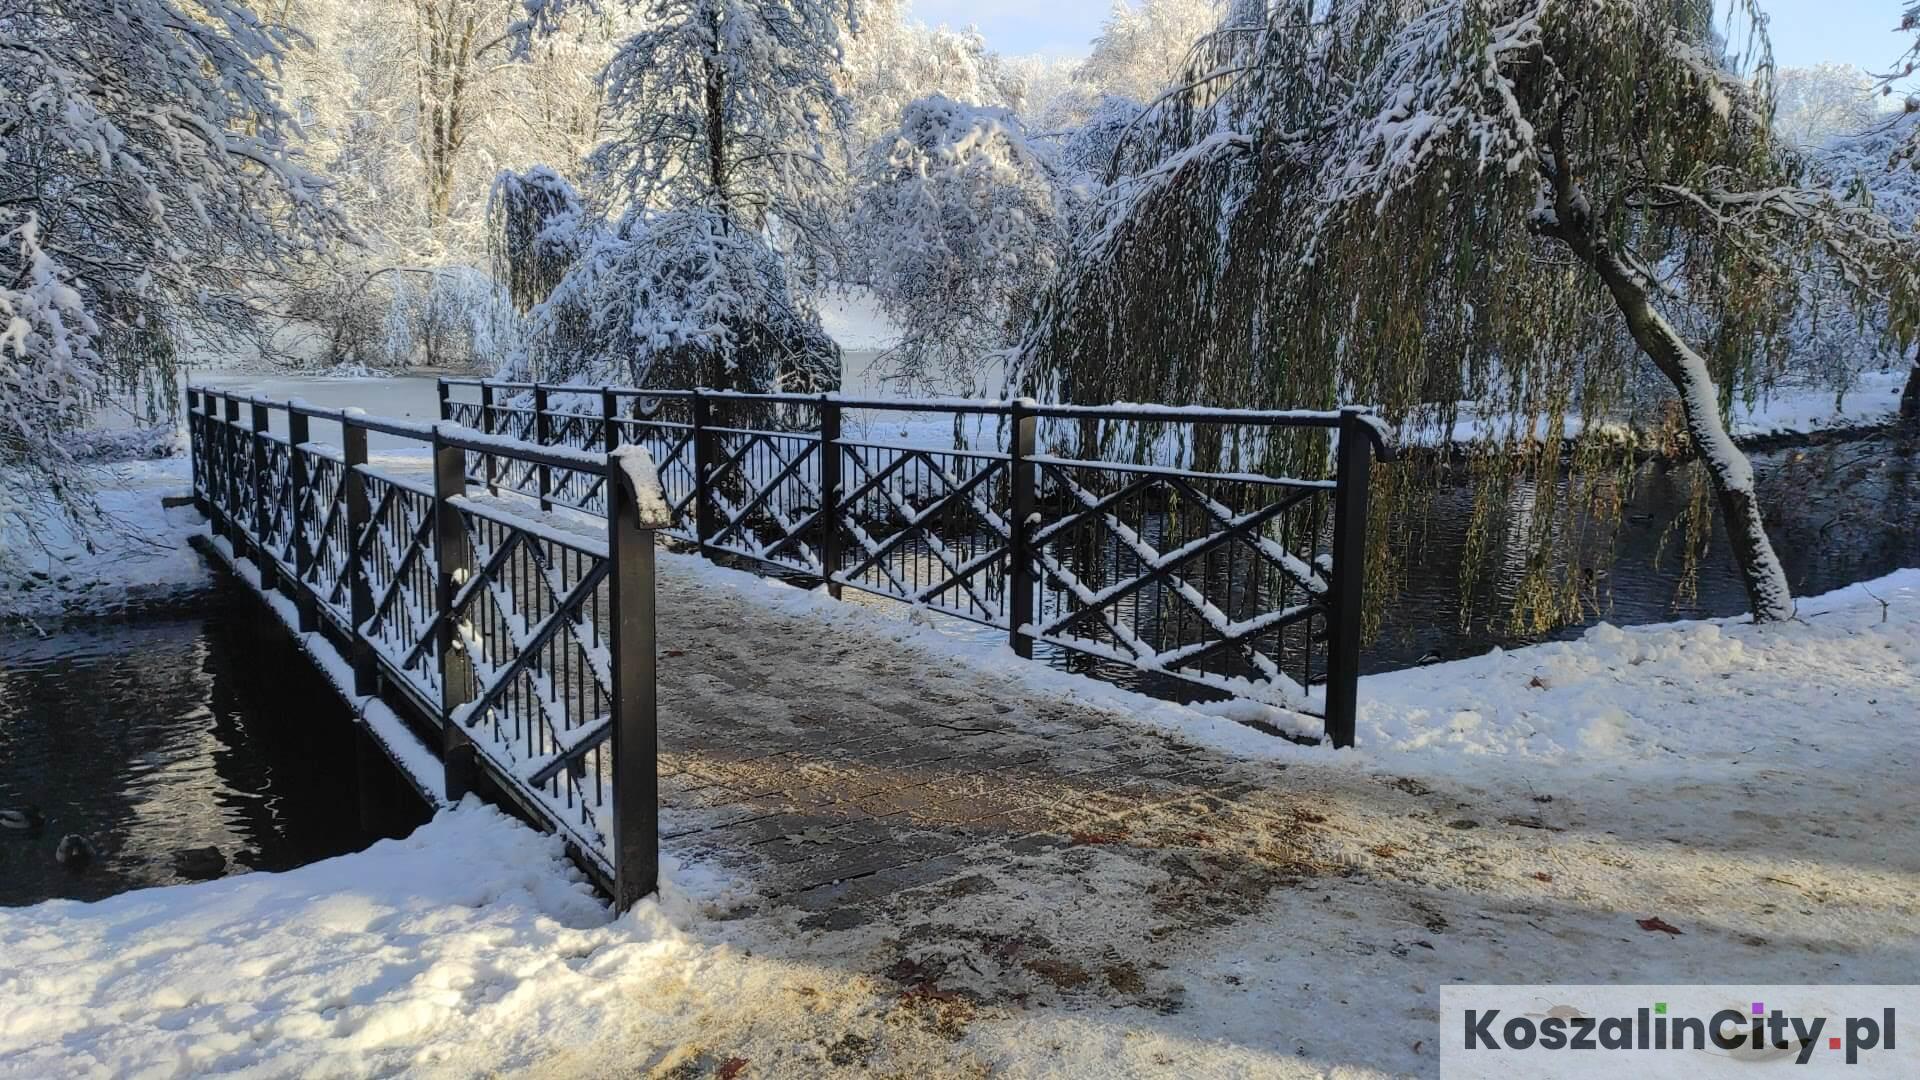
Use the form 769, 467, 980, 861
908, 0, 1912, 72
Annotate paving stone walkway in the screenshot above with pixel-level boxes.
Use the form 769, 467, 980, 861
651, 571, 1366, 928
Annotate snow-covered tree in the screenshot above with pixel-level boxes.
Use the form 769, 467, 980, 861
1053, 95, 1147, 185
1075, 0, 1226, 104
283, 0, 614, 252
851, 95, 1067, 391
494, 0, 854, 391
841, 4, 1022, 143
382, 267, 524, 369
1021, 0, 1920, 625
594, 0, 856, 269
1, 0, 346, 541
1774, 64, 1880, 149
1808, 109, 1920, 418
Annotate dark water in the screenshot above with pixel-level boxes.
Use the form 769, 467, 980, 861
0, 583, 427, 906
1369, 430, 1920, 669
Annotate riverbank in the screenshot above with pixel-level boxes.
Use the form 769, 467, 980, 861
0, 457, 207, 624
1401, 368, 1915, 458
1, 556, 1914, 1078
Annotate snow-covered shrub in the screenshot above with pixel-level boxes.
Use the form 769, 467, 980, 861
521, 208, 839, 392
852, 95, 1068, 391
285, 274, 391, 370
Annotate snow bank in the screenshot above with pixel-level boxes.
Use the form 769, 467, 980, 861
1729, 369, 1910, 439
1414, 368, 1912, 449
0, 804, 745, 1079
1354, 567, 1920, 769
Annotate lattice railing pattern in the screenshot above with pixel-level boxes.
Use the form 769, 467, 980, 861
297, 447, 354, 626
359, 471, 441, 706
837, 442, 1011, 626
1026, 459, 1334, 709
440, 380, 1389, 741
187, 386, 664, 905
447, 502, 617, 872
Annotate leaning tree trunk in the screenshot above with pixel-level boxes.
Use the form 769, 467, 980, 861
1580, 245, 1794, 622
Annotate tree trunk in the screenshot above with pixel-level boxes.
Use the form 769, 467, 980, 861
1902, 343, 1919, 422
1582, 245, 1794, 622
703, 8, 729, 226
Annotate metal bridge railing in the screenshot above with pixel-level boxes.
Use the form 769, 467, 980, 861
438, 378, 1394, 748
187, 386, 664, 909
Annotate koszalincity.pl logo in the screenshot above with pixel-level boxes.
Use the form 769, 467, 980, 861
1462, 999, 1897, 1065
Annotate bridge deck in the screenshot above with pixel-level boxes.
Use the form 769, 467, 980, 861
648, 557, 1345, 928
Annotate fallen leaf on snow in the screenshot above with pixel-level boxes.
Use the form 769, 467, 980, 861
1636, 916, 1684, 935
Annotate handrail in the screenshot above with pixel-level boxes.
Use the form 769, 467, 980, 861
194, 375, 1387, 750
436, 377, 1399, 456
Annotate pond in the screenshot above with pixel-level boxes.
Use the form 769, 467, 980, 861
0, 583, 428, 907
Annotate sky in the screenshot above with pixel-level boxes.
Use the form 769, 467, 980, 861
907, 0, 1914, 73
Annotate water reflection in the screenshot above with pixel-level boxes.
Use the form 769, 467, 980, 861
1375, 431, 1920, 668
0, 584, 427, 906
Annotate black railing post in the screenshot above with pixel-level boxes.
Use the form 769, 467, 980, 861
534, 384, 552, 511
222, 396, 243, 550
208, 392, 230, 543
1324, 408, 1375, 750
288, 409, 318, 633
1007, 398, 1038, 658
602, 387, 620, 453
342, 417, 377, 697
606, 447, 662, 909
233, 397, 250, 552
691, 390, 717, 550
433, 426, 479, 801
817, 395, 843, 598
437, 378, 451, 422
187, 388, 203, 509
251, 400, 275, 591
480, 382, 498, 496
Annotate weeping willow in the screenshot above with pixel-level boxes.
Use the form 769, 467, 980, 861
487, 167, 586, 315
1018, 0, 1920, 632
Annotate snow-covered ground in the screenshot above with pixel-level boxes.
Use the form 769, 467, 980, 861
1424, 368, 1913, 448
1730, 368, 1911, 439
2, 537, 1915, 1077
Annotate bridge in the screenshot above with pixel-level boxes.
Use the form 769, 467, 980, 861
185, 380, 1391, 910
